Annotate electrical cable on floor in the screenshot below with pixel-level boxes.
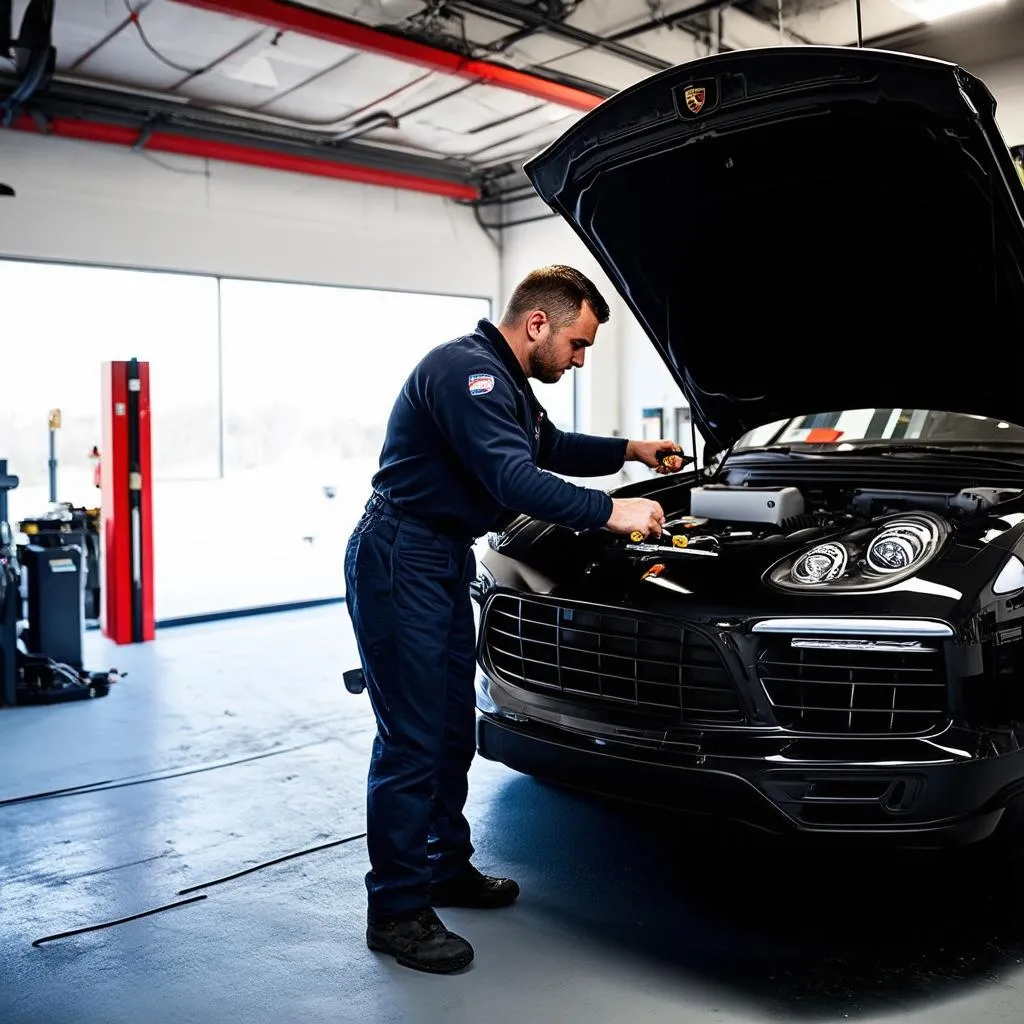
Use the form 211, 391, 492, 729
0, 737, 339, 808
177, 831, 368, 896
31, 894, 208, 947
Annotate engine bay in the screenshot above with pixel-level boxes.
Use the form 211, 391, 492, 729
613, 482, 1024, 562
485, 461, 1024, 604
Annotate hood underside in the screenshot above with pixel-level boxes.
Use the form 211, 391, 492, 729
524, 46, 1024, 452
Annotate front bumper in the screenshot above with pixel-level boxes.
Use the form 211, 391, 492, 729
476, 709, 1024, 848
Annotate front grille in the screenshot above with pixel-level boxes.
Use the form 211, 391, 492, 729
757, 636, 948, 735
482, 593, 743, 724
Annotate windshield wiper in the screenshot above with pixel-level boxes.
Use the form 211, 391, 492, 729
843, 443, 955, 455
745, 443, 970, 457
735, 445, 799, 455
825, 443, 1024, 471
737, 443, 1024, 471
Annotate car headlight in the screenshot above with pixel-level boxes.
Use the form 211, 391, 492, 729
865, 519, 939, 574
791, 542, 848, 584
765, 512, 949, 594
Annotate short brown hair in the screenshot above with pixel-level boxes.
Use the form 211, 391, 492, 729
500, 265, 610, 330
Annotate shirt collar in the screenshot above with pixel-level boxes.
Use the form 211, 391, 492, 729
475, 318, 529, 390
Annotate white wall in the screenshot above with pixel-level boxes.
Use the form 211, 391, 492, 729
0, 129, 499, 300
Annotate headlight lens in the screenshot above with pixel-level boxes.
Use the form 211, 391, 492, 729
765, 512, 948, 594
865, 518, 938, 574
791, 542, 848, 584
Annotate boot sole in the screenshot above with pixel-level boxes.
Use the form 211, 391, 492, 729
367, 938, 474, 974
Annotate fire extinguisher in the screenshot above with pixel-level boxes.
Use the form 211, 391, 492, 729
90, 446, 101, 489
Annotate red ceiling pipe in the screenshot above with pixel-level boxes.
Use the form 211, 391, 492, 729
170, 0, 605, 112
11, 114, 481, 199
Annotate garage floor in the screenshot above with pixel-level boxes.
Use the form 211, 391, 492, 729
3, 608, 1023, 1024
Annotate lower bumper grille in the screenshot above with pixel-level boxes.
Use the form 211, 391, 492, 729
757, 635, 948, 735
759, 770, 925, 826
481, 593, 743, 724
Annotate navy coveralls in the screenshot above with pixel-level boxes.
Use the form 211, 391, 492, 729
344, 318, 627, 921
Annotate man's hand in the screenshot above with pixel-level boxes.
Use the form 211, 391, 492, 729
626, 439, 692, 475
606, 497, 665, 540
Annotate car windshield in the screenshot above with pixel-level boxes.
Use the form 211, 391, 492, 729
735, 409, 1024, 449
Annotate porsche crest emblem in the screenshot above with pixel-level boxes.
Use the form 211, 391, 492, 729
684, 86, 706, 114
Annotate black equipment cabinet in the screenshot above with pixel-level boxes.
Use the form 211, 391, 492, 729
20, 542, 84, 669
17, 509, 93, 670
0, 463, 118, 707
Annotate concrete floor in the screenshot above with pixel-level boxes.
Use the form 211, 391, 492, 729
3, 608, 1024, 1023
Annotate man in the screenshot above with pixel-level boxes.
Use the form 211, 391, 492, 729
344, 265, 686, 974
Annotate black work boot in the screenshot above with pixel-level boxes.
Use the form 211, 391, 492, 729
366, 907, 474, 974
430, 865, 521, 909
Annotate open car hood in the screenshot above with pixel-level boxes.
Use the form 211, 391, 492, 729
524, 46, 1024, 453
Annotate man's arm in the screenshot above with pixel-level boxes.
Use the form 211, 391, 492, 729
428, 356, 612, 531
538, 416, 692, 478
536, 415, 628, 478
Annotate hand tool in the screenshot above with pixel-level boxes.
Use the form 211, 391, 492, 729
655, 446, 693, 468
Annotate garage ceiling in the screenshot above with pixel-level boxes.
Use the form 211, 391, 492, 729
2, 0, 1022, 216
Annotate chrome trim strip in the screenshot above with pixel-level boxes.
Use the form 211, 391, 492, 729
790, 638, 936, 653
752, 617, 954, 637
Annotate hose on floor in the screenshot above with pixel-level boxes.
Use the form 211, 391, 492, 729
0, 738, 337, 808
31, 829, 368, 947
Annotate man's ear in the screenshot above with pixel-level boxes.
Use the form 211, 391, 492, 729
524, 309, 548, 342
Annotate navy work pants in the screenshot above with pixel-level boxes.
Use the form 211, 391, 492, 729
343, 498, 478, 921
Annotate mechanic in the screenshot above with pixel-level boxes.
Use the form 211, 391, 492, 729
344, 264, 686, 974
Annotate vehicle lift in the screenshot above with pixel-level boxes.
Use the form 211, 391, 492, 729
0, 358, 153, 707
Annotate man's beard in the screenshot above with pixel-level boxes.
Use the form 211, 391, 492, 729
529, 343, 564, 383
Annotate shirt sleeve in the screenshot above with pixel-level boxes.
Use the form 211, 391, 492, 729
537, 413, 628, 477
426, 355, 613, 531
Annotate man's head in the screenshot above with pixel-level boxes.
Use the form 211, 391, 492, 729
499, 265, 610, 384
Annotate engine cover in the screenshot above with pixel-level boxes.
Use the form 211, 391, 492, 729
689, 484, 805, 525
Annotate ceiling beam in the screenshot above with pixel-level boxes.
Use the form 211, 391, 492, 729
169, 0, 607, 111
10, 112, 481, 198
2, 72, 483, 199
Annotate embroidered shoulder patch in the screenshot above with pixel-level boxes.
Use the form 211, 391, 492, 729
468, 373, 495, 396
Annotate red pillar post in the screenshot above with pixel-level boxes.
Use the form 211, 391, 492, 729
100, 359, 155, 643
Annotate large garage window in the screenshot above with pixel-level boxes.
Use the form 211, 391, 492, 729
1, 259, 222, 624
215, 278, 490, 620
0, 257, 489, 622
1, 259, 221, 493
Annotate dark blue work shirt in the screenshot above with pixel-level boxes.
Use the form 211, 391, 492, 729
370, 318, 627, 540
